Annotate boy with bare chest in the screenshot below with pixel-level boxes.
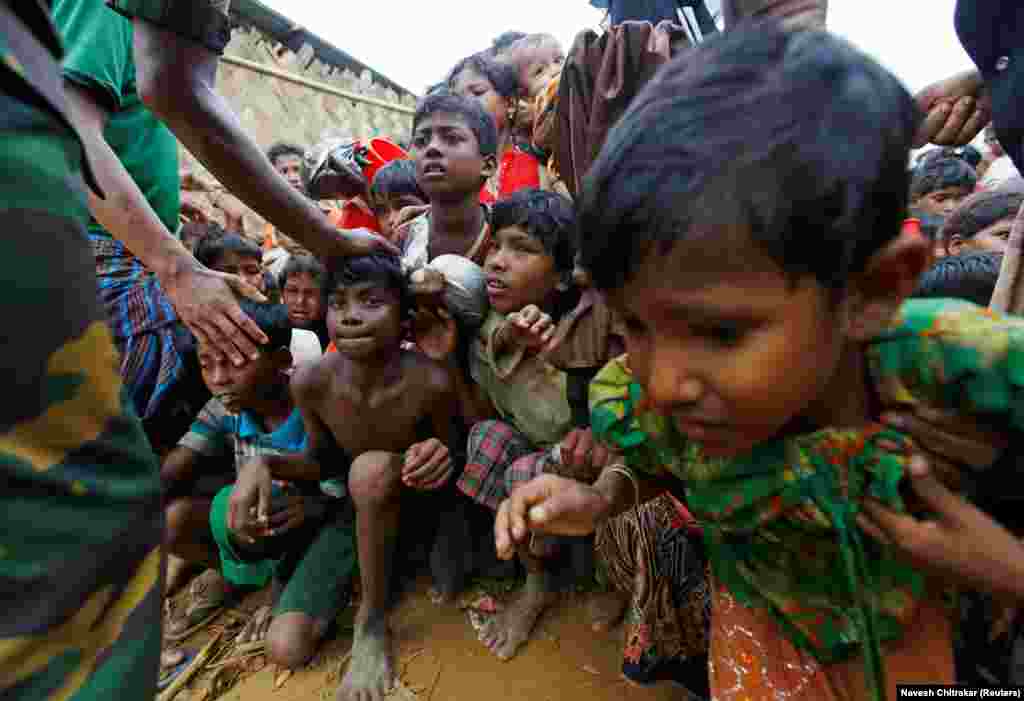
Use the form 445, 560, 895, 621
229, 255, 461, 701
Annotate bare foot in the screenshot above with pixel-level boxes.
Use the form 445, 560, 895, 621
478, 573, 558, 661
336, 620, 394, 701
587, 590, 629, 633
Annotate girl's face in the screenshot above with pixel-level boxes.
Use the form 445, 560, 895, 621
510, 38, 564, 100
484, 225, 560, 314
605, 230, 852, 458
451, 67, 510, 135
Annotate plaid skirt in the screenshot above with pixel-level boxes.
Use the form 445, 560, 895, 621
90, 232, 187, 420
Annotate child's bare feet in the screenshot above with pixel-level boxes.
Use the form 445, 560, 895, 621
478, 572, 558, 661
587, 590, 629, 633
336, 619, 394, 701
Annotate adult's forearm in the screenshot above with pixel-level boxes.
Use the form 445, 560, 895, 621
131, 19, 349, 261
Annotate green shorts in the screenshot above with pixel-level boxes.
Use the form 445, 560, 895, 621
107, 0, 232, 54
209, 486, 356, 621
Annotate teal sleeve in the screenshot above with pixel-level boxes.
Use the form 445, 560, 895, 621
52, 0, 134, 111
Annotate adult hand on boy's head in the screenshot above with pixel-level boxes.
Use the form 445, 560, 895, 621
913, 69, 991, 148
559, 428, 613, 476
858, 456, 1024, 601
228, 458, 274, 543
162, 258, 269, 366
411, 306, 458, 361
402, 438, 452, 490
504, 305, 557, 352
495, 475, 609, 560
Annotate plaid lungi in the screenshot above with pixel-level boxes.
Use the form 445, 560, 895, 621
90, 232, 188, 419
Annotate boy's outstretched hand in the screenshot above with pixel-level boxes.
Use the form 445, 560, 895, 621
402, 438, 452, 491
502, 304, 558, 353
228, 458, 274, 543
559, 428, 614, 475
858, 456, 1024, 601
495, 475, 611, 560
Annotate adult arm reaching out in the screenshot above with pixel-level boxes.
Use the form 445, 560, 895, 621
128, 15, 397, 262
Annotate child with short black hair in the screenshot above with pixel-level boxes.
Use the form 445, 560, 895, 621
278, 254, 327, 339
913, 251, 1003, 306
938, 187, 1024, 257
161, 298, 354, 669
229, 255, 463, 701
267, 141, 307, 193
447, 53, 552, 203
496, 26, 1024, 701
194, 231, 266, 293
911, 154, 978, 217
400, 90, 497, 271
368, 160, 426, 243
496, 33, 565, 103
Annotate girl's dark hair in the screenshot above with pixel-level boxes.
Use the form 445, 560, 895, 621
577, 23, 920, 293
194, 232, 261, 269
491, 189, 576, 274
370, 160, 426, 203
278, 254, 326, 291
938, 188, 1024, 246
910, 155, 978, 200
446, 53, 520, 101
325, 254, 413, 317
237, 298, 293, 350
913, 251, 1003, 307
490, 31, 527, 56
412, 90, 499, 158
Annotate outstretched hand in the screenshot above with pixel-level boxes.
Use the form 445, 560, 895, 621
502, 304, 558, 353
912, 69, 991, 148
161, 259, 268, 365
495, 474, 611, 560
858, 456, 1024, 601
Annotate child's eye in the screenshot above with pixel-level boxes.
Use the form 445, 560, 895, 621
695, 322, 745, 347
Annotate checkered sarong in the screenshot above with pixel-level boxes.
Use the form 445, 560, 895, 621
457, 420, 557, 512
90, 232, 188, 420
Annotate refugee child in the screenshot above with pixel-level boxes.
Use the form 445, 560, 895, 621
400, 90, 498, 270
938, 186, 1024, 257
161, 299, 354, 669
227, 255, 463, 701
279, 254, 329, 347
910, 153, 978, 218
434, 189, 607, 661
368, 159, 427, 243
194, 230, 267, 293
448, 53, 552, 204
495, 26, 1024, 701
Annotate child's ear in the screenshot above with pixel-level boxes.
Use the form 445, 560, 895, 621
481, 154, 498, 183
840, 229, 931, 341
947, 234, 964, 256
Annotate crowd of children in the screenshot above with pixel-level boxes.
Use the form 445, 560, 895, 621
10, 1, 1024, 700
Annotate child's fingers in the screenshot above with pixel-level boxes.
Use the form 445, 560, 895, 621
856, 509, 891, 546
494, 500, 518, 560
404, 449, 449, 483
904, 466, 967, 525
559, 429, 582, 467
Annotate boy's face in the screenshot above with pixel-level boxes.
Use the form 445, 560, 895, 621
411, 113, 493, 201
371, 193, 427, 242
274, 154, 305, 192
198, 340, 285, 413
451, 68, 509, 134
326, 281, 405, 359
509, 38, 565, 100
281, 272, 325, 329
485, 225, 559, 314
213, 251, 265, 292
606, 234, 851, 458
915, 186, 972, 217
949, 215, 1014, 256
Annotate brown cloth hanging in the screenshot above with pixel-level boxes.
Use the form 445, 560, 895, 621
554, 20, 690, 200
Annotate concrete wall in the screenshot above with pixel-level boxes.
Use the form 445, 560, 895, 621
180, 27, 416, 242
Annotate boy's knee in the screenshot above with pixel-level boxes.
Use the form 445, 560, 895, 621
348, 451, 403, 505
265, 613, 321, 670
